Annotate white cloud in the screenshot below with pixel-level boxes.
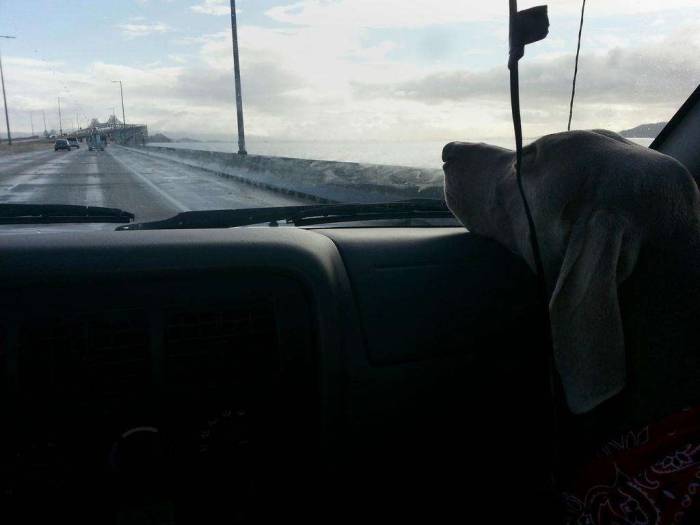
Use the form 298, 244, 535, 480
351, 23, 700, 136
117, 22, 172, 39
4, 57, 64, 68
190, 0, 231, 16
168, 54, 189, 64
265, 0, 700, 29
265, 1, 501, 29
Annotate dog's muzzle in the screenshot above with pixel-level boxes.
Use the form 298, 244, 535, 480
442, 142, 461, 166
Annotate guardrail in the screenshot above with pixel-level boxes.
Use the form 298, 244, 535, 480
120, 145, 445, 204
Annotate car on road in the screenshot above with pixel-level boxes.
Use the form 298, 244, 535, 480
67, 137, 80, 149
88, 135, 106, 151
54, 139, 71, 151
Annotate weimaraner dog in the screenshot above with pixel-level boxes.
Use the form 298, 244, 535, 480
443, 130, 700, 446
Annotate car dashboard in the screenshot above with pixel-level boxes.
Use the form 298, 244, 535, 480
0, 227, 551, 523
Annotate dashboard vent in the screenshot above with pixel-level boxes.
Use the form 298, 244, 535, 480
14, 303, 280, 403
164, 304, 280, 389
18, 310, 150, 405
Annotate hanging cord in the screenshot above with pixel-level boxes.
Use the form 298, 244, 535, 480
567, 0, 587, 131
509, 2, 562, 512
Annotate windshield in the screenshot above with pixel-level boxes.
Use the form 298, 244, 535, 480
0, 1, 697, 225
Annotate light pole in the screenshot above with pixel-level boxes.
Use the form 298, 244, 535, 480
42, 110, 47, 136
111, 80, 126, 127
30, 112, 34, 137
230, 0, 246, 155
57, 96, 63, 136
0, 35, 16, 145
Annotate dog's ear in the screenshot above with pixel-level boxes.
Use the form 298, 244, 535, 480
549, 210, 638, 414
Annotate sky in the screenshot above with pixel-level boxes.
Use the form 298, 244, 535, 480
0, 0, 698, 141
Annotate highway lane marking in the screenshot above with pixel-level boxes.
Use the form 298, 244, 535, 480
105, 148, 189, 213
84, 155, 105, 207
32, 156, 72, 175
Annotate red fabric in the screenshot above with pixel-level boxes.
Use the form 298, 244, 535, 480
563, 406, 700, 525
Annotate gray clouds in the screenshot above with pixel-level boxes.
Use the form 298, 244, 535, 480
352, 32, 699, 109
172, 61, 305, 112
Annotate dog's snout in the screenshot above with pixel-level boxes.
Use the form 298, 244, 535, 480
442, 142, 459, 163
443, 141, 475, 163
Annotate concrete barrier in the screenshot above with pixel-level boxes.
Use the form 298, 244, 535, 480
122, 145, 445, 204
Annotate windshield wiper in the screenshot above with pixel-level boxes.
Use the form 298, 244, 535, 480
116, 199, 454, 231
0, 204, 135, 224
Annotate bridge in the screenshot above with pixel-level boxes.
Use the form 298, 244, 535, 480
68, 123, 148, 146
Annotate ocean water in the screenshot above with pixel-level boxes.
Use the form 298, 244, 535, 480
148, 137, 654, 170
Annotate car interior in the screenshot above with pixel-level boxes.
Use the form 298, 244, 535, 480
1, 87, 698, 523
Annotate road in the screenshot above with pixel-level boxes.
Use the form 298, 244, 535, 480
0, 145, 312, 223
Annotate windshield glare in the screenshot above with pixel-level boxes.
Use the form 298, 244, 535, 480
0, 1, 697, 225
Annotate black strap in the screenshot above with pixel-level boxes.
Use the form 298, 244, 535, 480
568, 0, 587, 131
508, 7, 549, 295
508, 0, 562, 505
509, 5, 550, 68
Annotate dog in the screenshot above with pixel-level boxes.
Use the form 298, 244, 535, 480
442, 130, 700, 445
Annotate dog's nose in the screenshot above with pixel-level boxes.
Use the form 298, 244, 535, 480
442, 142, 460, 163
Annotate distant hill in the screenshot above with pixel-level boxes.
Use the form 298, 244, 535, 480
619, 122, 667, 138
175, 137, 201, 143
147, 133, 172, 143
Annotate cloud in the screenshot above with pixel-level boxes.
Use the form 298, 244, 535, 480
4, 57, 64, 68
117, 22, 172, 39
0, 31, 310, 138
351, 24, 700, 135
190, 0, 230, 16
4, 2, 698, 142
265, 0, 700, 29
172, 60, 306, 113
265, 1, 502, 29
168, 54, 189, 64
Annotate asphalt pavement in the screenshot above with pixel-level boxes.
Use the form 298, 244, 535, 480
0, 144, 311, 223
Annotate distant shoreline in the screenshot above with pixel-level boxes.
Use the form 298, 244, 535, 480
619, 122, 666, 138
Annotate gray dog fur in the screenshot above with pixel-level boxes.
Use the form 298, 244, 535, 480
443, 130, 700, 423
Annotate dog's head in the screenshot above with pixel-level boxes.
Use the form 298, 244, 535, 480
442, 141, 526, 258
443, 133, 620, 265
441, 131, 651, 414
442, 142, 515, 237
